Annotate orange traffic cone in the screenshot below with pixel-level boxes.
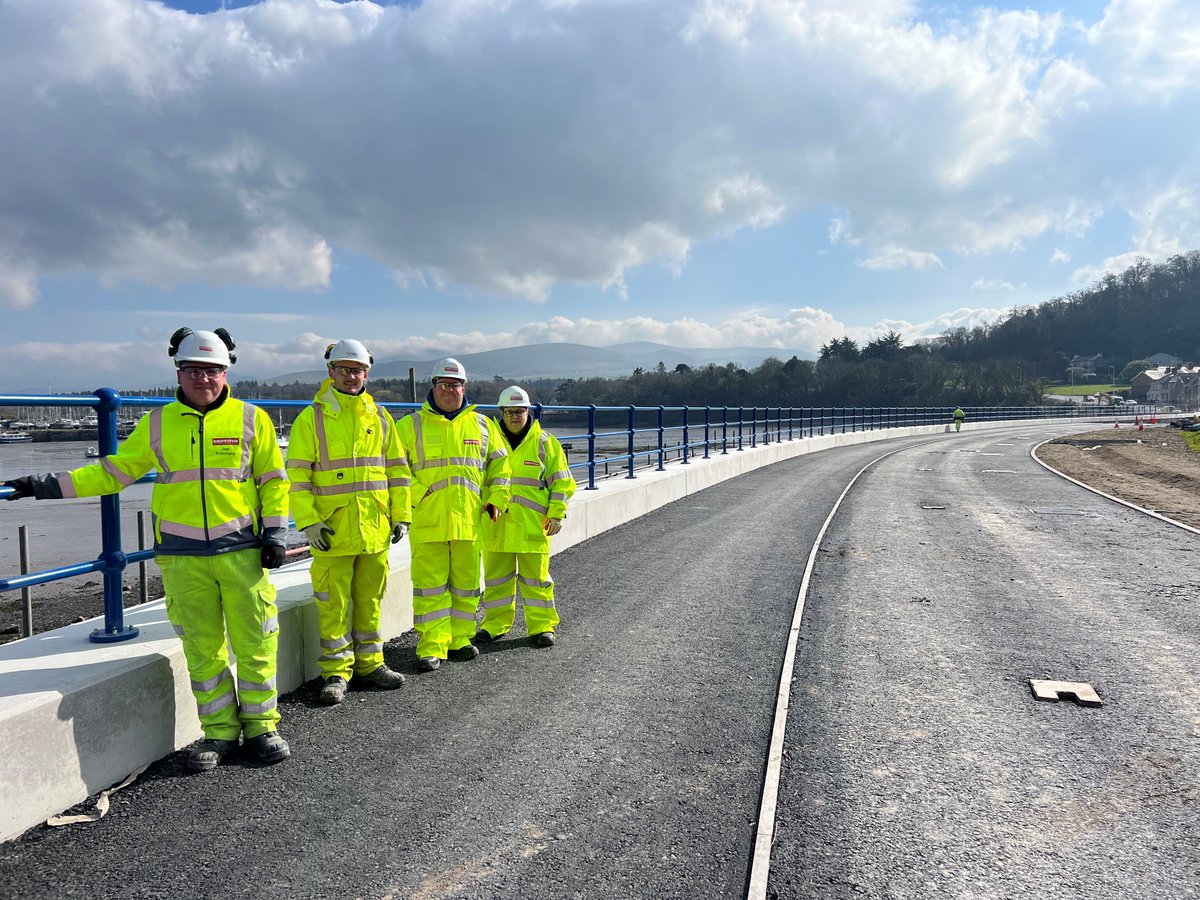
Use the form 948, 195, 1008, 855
1137, 416, 1144, 431
1113, 418, 1120, 428
1150, 413, 1157, 424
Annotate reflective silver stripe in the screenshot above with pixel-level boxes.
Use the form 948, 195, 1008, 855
261, 515, 287, 529
311, 480, 389, 496
289, 479, 313, 491
241, 404, 257, 479
314, 591, 330, 602
512, 495, 549, 516
412, 413, 426, 467
449, 608, 477, 621
57, 473, 77, 499
353, 630, 382, 642
313, 456, 385, 470
256, 468, 286, 486
414, 608, 451, 624
158, 467, 243, 484
314, 405, 330, 463
477, 413, 489, 457
510, 477, 546, 488
482, 596, 513, 609
197, 693, 237, 716
414, 458, 450, 471
172, 623, 185, 636
413, 584, 449, 597
240, 697, 278, 715
388, 477, 410, 488
101, 458, 137, 487
321, 634, 351, 650
387, 456, 407, 467
238, 676, 277, 692
148, 408, 169, 474
319, 648, 354, 662
261, 615, 278, 634
548, 470, 571, 481
377, 409, 389, 445
487, 449, 507, 461
519, 574, 553, 589
286, 458, 314, 471
491, 476, 511, 486
549, 491, 569, 502
450, 476, 481, 493
449, 584, 480, 598
193, 668, 233, 693
414, 457, 483, 471
159, 514, 253, 541
524, 597, 556, 608
358, 643, 383, 654
484, 572, 516, 588
539, 432, 548, 464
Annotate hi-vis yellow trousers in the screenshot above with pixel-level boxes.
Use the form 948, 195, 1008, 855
310, 550, 389, 680
481, 551, 559, 637
410, 540, 480, 659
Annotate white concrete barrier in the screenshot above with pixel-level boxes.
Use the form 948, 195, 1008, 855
0, 415, 1094, 841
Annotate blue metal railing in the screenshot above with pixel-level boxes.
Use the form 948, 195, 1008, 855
1, 390, 1145, 642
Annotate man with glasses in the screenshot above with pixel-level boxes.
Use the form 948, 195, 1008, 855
285, 339, 408, 705
3, 327, 291, 771
479, 386, 575, 647
394, 358, 511, 671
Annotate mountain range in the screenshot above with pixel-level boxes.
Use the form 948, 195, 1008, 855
261, 341, 815, 384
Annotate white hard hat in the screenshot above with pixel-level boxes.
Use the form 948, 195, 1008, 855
169, 327, 235, 367
325, 339, 373, 368
498, 385, 530, 408
431, 357, 467, 383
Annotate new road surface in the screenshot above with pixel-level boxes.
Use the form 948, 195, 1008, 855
0, 424, 1195, 899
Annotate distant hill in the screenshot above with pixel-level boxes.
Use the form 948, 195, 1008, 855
261, 341, 814, 385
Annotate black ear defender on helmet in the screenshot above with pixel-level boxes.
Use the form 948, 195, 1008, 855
324, 343, 335, 361
167, 327, 194, 359
213, 328, 237, 365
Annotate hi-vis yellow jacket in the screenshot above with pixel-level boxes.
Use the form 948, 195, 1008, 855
394, 398, 511, 544
285, 380, 405, 555
481, 420, 575, 554
32, 389, 288, 556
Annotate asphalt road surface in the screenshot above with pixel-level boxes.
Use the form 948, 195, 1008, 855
767, 426, 1199, 899
1, 424, 1196, 899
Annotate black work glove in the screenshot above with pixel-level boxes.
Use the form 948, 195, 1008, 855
3, 477, 34, 501
261, 544, 286, 570
484, 503, 501, 521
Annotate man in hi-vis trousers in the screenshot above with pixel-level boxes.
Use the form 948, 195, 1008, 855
286, 339, 408, 705
394, 358, 511, 672
479, 385, 575, 647
3, 327, 291, 772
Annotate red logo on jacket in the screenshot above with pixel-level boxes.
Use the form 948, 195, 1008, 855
211, 438, 240, 446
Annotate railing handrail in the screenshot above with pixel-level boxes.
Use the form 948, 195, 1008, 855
1, 389, 1152, 642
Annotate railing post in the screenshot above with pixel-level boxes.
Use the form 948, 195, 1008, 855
788, 407, 794, 441
703, 407, 711, 459
721, 407, 729, 454
751, 407, 758, 448
90, 388, 138, 643
626, 405, 637, 479
682, 406, 691, 464
737, 407, 745, 451
19, 525, 33, 638
586, 404, 598, 490
137, 510, 149, 605
657, 406, 666, 471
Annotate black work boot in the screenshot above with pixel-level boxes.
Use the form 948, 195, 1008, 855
185, 738, 238, 772
418, 656, 441, 672
246, 731, 291, 765
358, 664, 406, 690
319, 675, 348, 705
448, 643, 480, 661
532, 631, 556, 648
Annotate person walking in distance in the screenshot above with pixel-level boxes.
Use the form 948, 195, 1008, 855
478, 386, 575, 647
3, 328, 291, 771
953, 406, 966, 433
394, 358, 511, 671
286, 340, 408, 705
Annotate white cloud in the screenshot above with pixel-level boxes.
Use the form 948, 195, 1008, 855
970, 277, 1020, 292
858, 247, 944, 271
1049, 248, 1070, 264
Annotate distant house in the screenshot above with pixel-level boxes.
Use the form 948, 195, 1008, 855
1143, 366, 1200, 409
1145, 352, 1185, 367
1133, 367, 1172, 402
1069, 353, 1108, 375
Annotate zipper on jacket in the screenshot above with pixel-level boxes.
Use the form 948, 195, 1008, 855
197, 414, 210, 546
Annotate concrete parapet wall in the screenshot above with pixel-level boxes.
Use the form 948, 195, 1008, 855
0, 416, 1086, 841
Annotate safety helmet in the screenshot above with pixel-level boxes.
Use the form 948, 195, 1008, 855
168, 327, 236, 367
324, 339, 373, 368
498, 385, 530, 408
431, 357, 467, 383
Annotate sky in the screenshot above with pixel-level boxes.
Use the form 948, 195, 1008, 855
2, 0, 1200, 391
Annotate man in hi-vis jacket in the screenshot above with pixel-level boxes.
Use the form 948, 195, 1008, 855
394, 358, 511, 672
286, 339, 408, 705
3, 327, 291, 772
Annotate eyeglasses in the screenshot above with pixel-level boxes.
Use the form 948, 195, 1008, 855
435, 380, 465, 390
180, 367, 226, 381
332, 366, 368, 377
501, 408, 528, 416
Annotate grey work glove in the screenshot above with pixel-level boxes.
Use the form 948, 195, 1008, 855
303, 522, 335, 552
543, 517, 563, 536
391, 522, 409, 544
3, 477, 34, 501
